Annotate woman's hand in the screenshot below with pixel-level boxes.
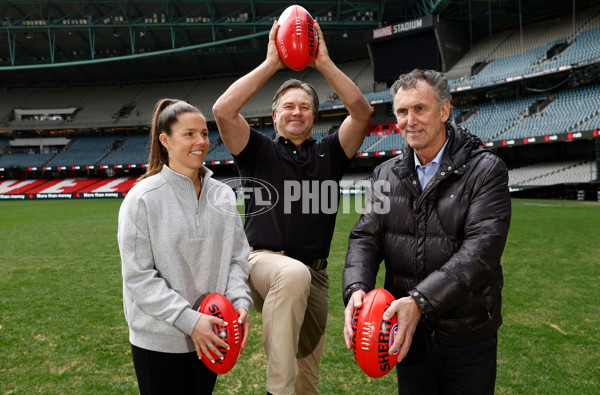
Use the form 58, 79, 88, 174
191, 314, 230, 363
236, 307, 250, 354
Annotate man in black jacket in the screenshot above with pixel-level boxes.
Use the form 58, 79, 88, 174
342, 69, 511, 394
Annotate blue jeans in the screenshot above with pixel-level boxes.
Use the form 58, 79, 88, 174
396, 334, 498, 395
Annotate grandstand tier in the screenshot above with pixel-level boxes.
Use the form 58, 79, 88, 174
1, 2, 599, 200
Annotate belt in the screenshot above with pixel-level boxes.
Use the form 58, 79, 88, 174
250, 247, 327, 270
302, 258, 328, 271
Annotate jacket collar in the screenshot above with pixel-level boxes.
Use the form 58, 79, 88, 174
392, 123, 487, 181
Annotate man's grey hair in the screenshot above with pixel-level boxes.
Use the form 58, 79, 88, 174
390, 69, 452, 115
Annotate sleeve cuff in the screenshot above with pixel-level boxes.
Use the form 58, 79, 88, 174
174, 307, 202, 336
234, 303, 252, 315
343, 282, 370, 306
409, 288, 436, 323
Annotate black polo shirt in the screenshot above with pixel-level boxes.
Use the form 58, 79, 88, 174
234, 127, 351, 264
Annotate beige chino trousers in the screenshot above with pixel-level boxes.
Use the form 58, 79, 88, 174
248, 250, 329, 395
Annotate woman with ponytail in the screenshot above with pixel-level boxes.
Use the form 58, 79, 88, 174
118, 99, 252, 394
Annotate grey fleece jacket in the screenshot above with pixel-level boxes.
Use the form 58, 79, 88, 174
118, 165, 252, 353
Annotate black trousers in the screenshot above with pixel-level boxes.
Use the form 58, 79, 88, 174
396, 334, 498, 395
131, 344, 217, 395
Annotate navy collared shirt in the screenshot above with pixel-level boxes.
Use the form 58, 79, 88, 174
233, 127, 350, 263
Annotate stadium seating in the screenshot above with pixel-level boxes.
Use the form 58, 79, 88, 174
339, 170, 373, 190
0, 152, 55, 168
501, 86, 600, 139
206, 144, 234, 163
364, 90, 392, 104
0, 59, 380, 131
25, 178, 103, 194
509, 160, 597, 186
80, 177, 138, 193
368, 133, 405, 153
455, 95, 543, 141
100, 134, 150, 166
456, 84, 600, 141
356, 135, 384, 153
118, 81, 199, 127
45, 136, 117, 167
536, 161, 597, 185
0, 179, 49, 194
446, 5, 600, 88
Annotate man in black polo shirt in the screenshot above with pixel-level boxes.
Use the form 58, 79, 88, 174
213, 21, 373, 395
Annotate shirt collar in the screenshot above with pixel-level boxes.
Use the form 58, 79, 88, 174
414, 133, 449, 170
274, 133, 316, 147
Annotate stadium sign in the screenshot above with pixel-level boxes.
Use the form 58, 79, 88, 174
368, 15, 433, 42
0, 194, 26, 200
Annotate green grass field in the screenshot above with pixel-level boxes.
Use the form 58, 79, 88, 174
0, 198, 598, 394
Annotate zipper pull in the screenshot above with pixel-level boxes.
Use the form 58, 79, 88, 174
196, 213, 200, 227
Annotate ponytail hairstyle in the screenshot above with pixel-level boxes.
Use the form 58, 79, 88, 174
138, 99, 204, 182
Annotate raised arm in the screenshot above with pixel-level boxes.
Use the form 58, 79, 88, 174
310, 22, 373, 158
212, 22, 285, 155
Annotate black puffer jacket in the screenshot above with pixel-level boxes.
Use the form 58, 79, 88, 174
343, 123, 511, 349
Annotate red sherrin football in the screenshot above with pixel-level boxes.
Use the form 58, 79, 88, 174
351, 288, 399, 378
276, 5, 318, 71
198, 293, 242, 374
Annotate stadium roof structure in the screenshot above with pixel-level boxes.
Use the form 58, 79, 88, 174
0, 0, 598, 88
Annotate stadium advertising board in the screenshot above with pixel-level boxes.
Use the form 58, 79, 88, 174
0, 192, 124, 200
0, 177, 133, 199
366, 15, 434, 42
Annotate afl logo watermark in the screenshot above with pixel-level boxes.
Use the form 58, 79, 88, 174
207, 177, 279, 218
